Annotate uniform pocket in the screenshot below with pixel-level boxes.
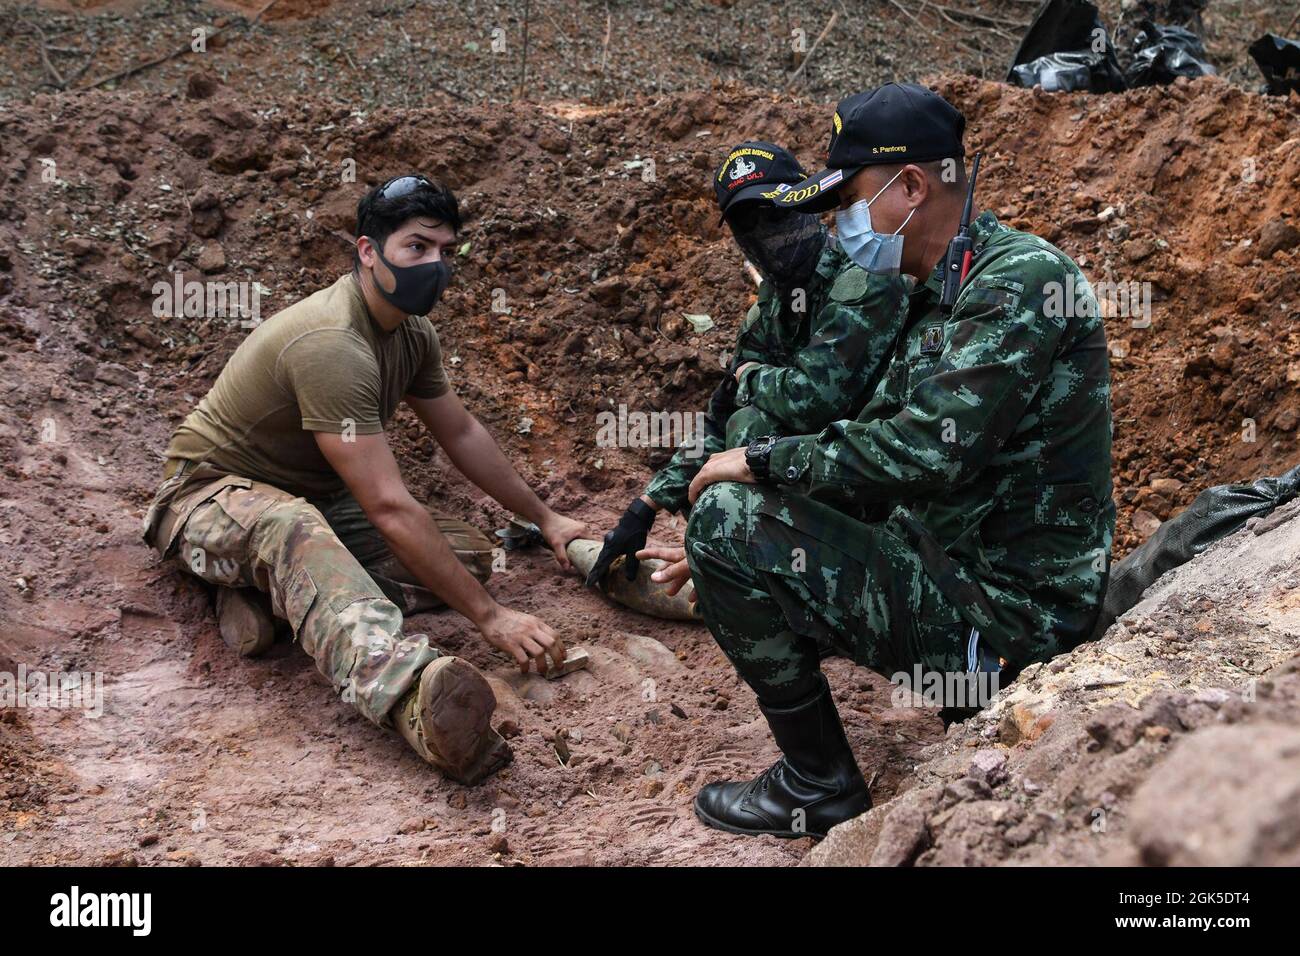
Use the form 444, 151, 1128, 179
283, 566, 319, 634
159, 476, 253, 558
212, 481, 280, 532
954, 276, 1025, 325
1034, 482, 1101, 529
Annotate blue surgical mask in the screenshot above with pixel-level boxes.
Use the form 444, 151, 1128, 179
834, 169, 916, 275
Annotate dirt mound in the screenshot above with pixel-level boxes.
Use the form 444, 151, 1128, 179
808, 501, 1300, 866
2, 72, 1299, 864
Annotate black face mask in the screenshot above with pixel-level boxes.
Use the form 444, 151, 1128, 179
729, 206, 827, 289
367, 238, 451, 316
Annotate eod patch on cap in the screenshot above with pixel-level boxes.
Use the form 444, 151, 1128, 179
713, 141, 809, 221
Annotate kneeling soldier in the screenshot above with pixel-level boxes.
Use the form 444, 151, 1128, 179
589, 141, 909, 591
678, 85, 1115, 838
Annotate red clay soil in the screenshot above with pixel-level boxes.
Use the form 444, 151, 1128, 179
1, 71, 1299, 864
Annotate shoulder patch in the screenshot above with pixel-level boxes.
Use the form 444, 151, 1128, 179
829, 267, 872, 303
971, 275, 1025, 295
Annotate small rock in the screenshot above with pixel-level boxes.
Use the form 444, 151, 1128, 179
967, 749, 1008, 787
1149, 477, 1183, 497
590, 275, 628, 306
943, 776, 992, 805
196, 243, 226, 274
186, 71, 221, 99
1258, 218, 1300, 259
1121, 237, 1157, 263
537, 127, 569, 154
99, 849, 139, 867
1132, 509, 1161, 539
63, 236, 102, 260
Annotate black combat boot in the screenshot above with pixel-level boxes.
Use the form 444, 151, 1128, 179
694, 674, 871, 839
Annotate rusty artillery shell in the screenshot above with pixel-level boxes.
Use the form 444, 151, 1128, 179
566, 539, 699, 622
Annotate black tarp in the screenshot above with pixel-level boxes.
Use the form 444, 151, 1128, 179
1007, 0, 1127, 93
1249, 33, 1300, 95
1126, 20, 1216, 86
1092, 463, 1300, 638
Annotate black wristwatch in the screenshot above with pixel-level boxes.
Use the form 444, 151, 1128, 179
745, 435, 779, 482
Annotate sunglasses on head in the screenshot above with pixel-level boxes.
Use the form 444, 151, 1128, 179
378, 175, 434, 200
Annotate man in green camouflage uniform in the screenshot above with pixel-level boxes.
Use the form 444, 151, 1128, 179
587, 141, 908, 589
675, 85, 1114, 839
143, 175, 586, 785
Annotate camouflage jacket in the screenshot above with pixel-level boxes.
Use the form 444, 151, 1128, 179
644, 240, 909, 513
768, 213, 1115, 666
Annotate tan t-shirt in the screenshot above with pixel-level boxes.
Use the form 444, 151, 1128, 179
165, 273, 450, 498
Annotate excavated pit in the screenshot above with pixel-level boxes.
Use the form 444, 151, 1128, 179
2, 60, 1300, 864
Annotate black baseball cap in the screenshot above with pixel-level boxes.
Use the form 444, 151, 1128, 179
773, 83, 966, 213
713, 141, 808, 221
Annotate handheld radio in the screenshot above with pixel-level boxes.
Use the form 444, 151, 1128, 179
939, 152, 982, 315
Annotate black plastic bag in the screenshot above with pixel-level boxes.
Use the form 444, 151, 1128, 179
1248, 33, 1300, 95
1010, 52, 1116, 92
1126, 20, 1216, 86
1007, 0, 1127, 93
1092, 463, 1300, 639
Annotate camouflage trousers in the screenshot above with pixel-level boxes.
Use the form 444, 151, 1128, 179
145, 465, 493, 725
310, 486, 494, 616
684, 480, 988, 706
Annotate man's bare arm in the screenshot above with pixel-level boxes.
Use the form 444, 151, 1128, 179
406, 391, 586, 567
314, 429, 563, 673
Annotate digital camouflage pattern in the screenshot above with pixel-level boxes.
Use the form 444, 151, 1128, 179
685, 480, 976, 703
143, 463, 493, 725
644, 240, 909, 514
760, 212, 1115, 669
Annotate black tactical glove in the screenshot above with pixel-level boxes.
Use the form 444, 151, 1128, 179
586, 498, 657, 588
707, 369, 741, 428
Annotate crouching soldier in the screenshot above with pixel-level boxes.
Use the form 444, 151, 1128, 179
143, 175, 586, 784
587, 141, 909, 589
676, 85, 1114, 838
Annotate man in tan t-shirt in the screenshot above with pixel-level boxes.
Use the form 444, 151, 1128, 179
143, 174, 585, 784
